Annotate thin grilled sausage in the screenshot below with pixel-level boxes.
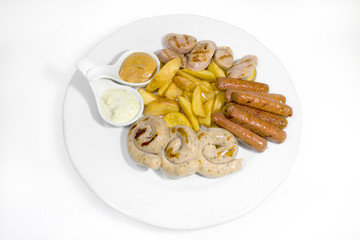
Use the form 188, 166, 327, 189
212, 112, 267, 152
231, 91, 293, 117
216, 77, 269, 93
225, 90, 286, 103
224, 103, 288, 129
226, 105, 287, 143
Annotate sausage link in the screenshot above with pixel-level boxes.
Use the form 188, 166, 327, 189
226, 105, 287, 143
216, 77, 269, 93
225, 90, 286, 103
231, 91, 293, 117
224, 103, 288, 129
212, 112, 267, 152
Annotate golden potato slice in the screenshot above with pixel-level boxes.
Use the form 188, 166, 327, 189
207, 59, 226, 78
144, 98, 180, 116
204, 88, 215, 99
138, 88, 160, 106
200, 81, 212, 93
212, 91, 226, 113
182, 68, 217, 82
178, 96, 200, 132
199, 97, 214, 127
172, 76, 196, 91
192, 86, 206, 117
244, 69, 257, 81
165, 82, 183, 100
145, 57, 181, 92
211, 82, 220, 94
175, 70, 210, 93
163, 112, 192, 128
157, 79, 172, 96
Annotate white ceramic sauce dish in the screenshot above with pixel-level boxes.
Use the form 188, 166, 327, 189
87, 78, 144, 127
76, 49, 160, 88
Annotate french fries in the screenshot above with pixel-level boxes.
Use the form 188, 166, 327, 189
165, 82, 183, 100
144, 98, 180, 116
138, 88, 160, 106
145, 57, 181, 92
182, 68, 216, 82
192, 86, 206, 117
175, 70, 211, 93
140, 48, 257, 131
172, 76, 196, 91
212, 91, 226, 113
199, 97, 214, 127
163, 112, 192, 129
178, 96, 200, 132
207, 59, 226, 78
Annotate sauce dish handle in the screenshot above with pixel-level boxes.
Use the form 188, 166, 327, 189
76, 58, 96, 79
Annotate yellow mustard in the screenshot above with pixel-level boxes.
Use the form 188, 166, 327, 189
119, 52, 157, 83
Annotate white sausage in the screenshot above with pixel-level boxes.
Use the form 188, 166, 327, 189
197, 128, 242, 178
164, 33, 197, 54
187, 40, 217, 71
127, 115, 169, 169
160, 125, 200, 178
214, 46, 233, 69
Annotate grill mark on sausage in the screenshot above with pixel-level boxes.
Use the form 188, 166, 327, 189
219, 54, 232, 60
173, 36, 180, 48
141, 134, 158, 146
135, 128, 146, 139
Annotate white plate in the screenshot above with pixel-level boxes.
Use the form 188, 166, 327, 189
63, 14, 302, 230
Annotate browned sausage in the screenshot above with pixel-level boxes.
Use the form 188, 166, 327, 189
225, 90, 286, 103
212, 112, 267, 152
226, 105, 287, 143
224, 103, 288, 129
231, 91, 293, 117
216, 77, 269, 93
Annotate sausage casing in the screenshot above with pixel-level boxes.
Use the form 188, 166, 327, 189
224, 103, 288, 129
225, 90, 286, 103
216, 77, 269, 93
212, 112, 267, 152
226, 105, 287, 143
231, 91, 293, 117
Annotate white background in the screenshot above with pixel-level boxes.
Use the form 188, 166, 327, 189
1, 0, 359, 239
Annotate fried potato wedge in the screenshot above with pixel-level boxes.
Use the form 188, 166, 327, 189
145, 57, 181, 92
212, 91, 226, 113
172, 76, 196, 92
178, 96, 200, 132
182, 68, 217, 82
164, 112, 192, 129
175, 70, 211, 93
192, 86, 206, 117
144, 98, 180, 116
207, 59, 226, 78
138, 88, 160, 106
199, 97, 214, 127
165, 82, 183, 100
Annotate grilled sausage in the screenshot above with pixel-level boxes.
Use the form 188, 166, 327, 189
212, 112, 267, 152
216, 77, 269, 93
225, 90, 286, 103
224, 103, 288, 129
164, 33, 197, 54
214, 46, 234, 69
187, 40, 217, 71
231, 91, 293, 117
226, 105, 287, 143
226, 55, 258, 79
156, 49, 187, 68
